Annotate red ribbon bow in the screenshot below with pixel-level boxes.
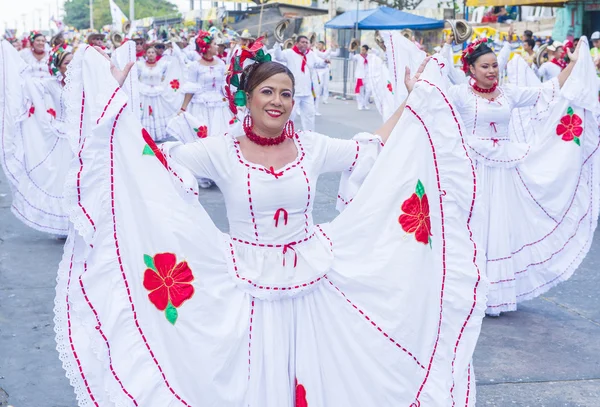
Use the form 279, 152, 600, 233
490, 122, 498, 133
266, 166, 284, 179
274, 208, 289, 227
283, 243, 298, 267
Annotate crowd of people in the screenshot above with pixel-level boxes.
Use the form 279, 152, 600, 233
1, 22, 599, 406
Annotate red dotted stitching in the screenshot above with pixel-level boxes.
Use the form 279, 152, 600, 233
487, 136, 600, 263
96, 87, 120, 124
468, 144, 531, 164
108, 104, 192, 406
300, 165, 311, 235
65, 253, 99, 406
533, 79, 555, 119
232, 233, 314, 248
248, 298, 255, 381
228, 241, 325, 291
325, 277, 425, 370
233, 133, 306, 175
246, 172, 259, 241
337, 195, 353, 206
76, 90, 96, 231
79, 263, 139, 405
348, 141, 360, 172
515, 168, 558, 223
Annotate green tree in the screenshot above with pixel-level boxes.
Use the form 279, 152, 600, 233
64, 0, 179, 30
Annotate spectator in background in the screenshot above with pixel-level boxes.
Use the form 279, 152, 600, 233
591, 32, 600, 70
10, 38, 22, 51
520, 38, 536, 66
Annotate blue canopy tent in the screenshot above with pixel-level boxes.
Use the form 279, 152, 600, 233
324, 6, 444, 31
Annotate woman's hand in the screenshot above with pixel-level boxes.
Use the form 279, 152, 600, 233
93, 46, 134, 88
566, 38, 581, 64
404, 57, 430, 94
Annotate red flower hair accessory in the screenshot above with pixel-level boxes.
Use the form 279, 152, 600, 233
195, 31, 213, 55
48, 43, 70, 77
460, 37, 493, 73
29, 30, 42, 45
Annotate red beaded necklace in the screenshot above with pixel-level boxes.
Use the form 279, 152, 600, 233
202, 55, 214, 62
471, 81, 498, 94
243, 121, 287, 146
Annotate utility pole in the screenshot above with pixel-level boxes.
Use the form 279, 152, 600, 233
90, 0, 94, 29
190, 0, 194, 10
130, 0, 135, 25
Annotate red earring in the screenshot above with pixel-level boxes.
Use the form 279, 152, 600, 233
243, 114, 253, 132
284, 120, 295, 138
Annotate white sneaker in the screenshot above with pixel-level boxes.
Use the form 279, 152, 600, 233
198, 180, 212, 189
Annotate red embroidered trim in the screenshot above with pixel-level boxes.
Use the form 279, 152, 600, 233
467, 144, 531, 163
65, 253, 100, 406
325, 277, 425, 370
108, 105, 192, 406
487, 137, 600, 263
348, 140, 360, 172
247, 172, 260, 241
96, 87, 120, 124
515, 168, 558, 223
233, 132, 306, 174
228, 241, 325, 291
337, 194, 353, 206
248, 298, 255, 380
274, 208, 288, 227
79, 263, 139, 405
300, 166, 311, 234
76, 90, 96, 232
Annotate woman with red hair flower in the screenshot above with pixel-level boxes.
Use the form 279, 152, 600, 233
19, 31, 50, 79
172, 31, 232, 141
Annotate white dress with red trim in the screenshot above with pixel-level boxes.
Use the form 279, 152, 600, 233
446, 40, 600, 315
55, 45, 486, 406
0, 40, 70, 235
137, 59, 183, 142
168, 59, 233, 140
19, 47, 51, 79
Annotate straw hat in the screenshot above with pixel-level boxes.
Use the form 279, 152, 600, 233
446, 19, 473, 44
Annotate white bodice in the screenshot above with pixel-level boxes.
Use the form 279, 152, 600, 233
20, 49, 50, 79
448, 80, 558, 167
183, 60, 226, 95
137, 60, 168, 87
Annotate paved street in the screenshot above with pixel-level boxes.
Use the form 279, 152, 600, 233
1, 98, 599, 406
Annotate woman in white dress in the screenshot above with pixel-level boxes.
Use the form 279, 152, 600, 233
179, 30, 232, 137
137, 46, 180, 141
369, 32, 599, 316
19, 31, 50, 79
55, 45, 487, 406
0, 41, 73, 235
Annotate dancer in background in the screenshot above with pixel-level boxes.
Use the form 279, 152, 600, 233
137, 46, 182, 141
0, 41, 72, 235
20, 32, 50, 79
537, 41, 565, 81
351, 45, 379, 111
313, 40, 339, 115
274, 35, 326, 131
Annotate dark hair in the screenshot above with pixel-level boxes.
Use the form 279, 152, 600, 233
361, 44, 369, 51
523, 30, 533, 39
467, 43, 494, 66
296, 35, 308, 43
524, 39, 535, 49
318, 40, 325, 45
57, 51, 72, 68
32, 33, 44, 42
239, 61, 295, 95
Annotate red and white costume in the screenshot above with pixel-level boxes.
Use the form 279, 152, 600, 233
19, 47, 51, 79
274, 44, 326, 131
352, 53, 379, 110
54, 45, 486, 406
372, 32, 600, 316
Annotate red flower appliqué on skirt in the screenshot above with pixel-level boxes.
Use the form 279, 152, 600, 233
143, 252, 195, 324
556, 106, 583, 145
170, 79, 180, 91
295, 379, 308, 407
194, 125, 208, 138
398, 180, 432, 246
47, 108, 56, 119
